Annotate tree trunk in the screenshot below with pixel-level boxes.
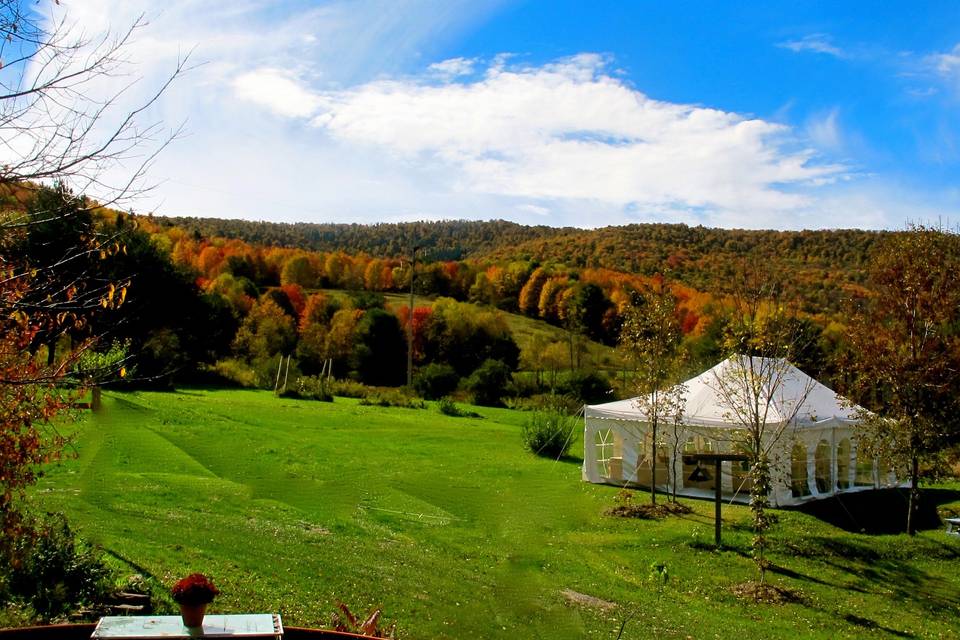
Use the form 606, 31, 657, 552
650, 419, 658, 506
907, 455, 919, 536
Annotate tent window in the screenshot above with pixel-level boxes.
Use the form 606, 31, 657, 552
595, 429, 614, 477
836, 439, 851, 489
814, 439, 832, 494
878, 460, 894, 487
791, 442, 810, 497
854, 454, 875, 487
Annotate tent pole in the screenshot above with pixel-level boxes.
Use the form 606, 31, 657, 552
715, 458, 722, 547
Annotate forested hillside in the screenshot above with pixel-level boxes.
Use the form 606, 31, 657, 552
7, 179, 896, 399
155, 216, 884, 315
156, 217, 579, 261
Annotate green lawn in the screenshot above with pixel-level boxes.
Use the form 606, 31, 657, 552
35, 389, 960, 639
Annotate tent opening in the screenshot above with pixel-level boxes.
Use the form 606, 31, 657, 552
791, 441, 810, 497
815, 439, 832, 494
682, 436, 716, 491
837, 438, 851, 489
855, 454, 875, 487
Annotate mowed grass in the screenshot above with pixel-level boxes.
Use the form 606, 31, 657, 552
35, 389, 960, 639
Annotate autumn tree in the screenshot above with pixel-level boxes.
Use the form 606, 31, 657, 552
353, 309, 406, 386
843, 225, 960, 535
518, 267, 549, 316
0, 0, 186, 548
232, 297, 297, 362
619, 281, 685, 505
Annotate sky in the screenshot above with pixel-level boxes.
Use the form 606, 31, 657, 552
29, 0, 960, 230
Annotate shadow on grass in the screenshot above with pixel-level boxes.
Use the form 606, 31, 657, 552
794, 488, 960, 535
782, 535, 960, 618
840, 613, 916, 638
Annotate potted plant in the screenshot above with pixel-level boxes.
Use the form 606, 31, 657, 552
171, 573, 220, 628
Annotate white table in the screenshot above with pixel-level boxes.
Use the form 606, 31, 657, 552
92, 614, 282, 639
947, 517, 960, 535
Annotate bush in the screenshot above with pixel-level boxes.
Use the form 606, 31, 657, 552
505, 393, 581, 414
521, 408, 576, 458
466, 359, 512, 407
557, 371, 613, 405
279, 376, 333, 402
359, 389, 426, 409
413, 363, 460, 400
211, 358, 258, 388
437, 397, 481, 418
328, 378, 369, 398
1, 513, 113, 621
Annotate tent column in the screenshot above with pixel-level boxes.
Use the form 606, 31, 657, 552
805, 442, 817, 496
830, 427, 838, 492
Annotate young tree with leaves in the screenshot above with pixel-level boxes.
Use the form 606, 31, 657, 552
843, 225, 960, 535
619, 280, 686, 505
709, 266, 814, 585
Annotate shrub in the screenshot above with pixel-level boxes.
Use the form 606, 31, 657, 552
279, 376, 333, 402
1, 513, 113, 621
359, 389, 426, 409
505, 393, 581, 414
521, 408, 576, 458
557, 370, 613, 405
437, 397, 481, 418
466, 359, 512, 407
413, 364, 460, 400
211, 358, 258, 388
328, 378, 369, 398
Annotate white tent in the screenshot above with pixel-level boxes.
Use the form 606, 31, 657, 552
583, 356, 897, 506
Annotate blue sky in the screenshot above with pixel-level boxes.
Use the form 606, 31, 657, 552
38, 1, 960, 230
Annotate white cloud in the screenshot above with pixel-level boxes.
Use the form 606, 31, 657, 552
233, 53, 841, 219
17, 0, 944, 231
428, 57, 478, 78
779, 34, 845, 58
929, 43, 960, 76
233, 69, 326, 118
805, 109, 842, 151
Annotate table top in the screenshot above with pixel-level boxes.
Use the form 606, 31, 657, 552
92, 615, 282, 639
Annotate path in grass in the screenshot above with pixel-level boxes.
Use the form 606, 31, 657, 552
36, 389, 960, 639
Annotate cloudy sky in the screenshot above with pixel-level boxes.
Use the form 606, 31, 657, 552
33, 0, 960, 229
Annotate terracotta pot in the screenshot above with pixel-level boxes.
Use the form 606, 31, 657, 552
179, 603, 207, 628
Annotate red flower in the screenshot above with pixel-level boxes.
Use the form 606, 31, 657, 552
171, 573, 220, 605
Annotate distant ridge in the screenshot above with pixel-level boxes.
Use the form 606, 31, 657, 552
155, 217, 580, 261
156, 216, 887, 303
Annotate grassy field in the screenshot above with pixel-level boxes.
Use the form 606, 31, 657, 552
34, 389, 960, 639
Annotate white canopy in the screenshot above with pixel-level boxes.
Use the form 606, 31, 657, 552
585, 356, 862, 428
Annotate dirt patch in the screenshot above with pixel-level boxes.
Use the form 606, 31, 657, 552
731, 581, 802, 604
606, 501, 693, 520
560, 588, 617, 612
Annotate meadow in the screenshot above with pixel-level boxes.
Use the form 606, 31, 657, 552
34, 389, 960, 639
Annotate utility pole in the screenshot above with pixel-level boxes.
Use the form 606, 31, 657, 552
406, 245, 420, 387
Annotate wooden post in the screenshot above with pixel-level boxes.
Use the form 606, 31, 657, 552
714, 458, 722, 547
686, 453, 750, 549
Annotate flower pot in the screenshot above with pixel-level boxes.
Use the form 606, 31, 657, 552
179, 603, 207, 628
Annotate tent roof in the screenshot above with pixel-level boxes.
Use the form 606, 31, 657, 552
586, 356, 861, 428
